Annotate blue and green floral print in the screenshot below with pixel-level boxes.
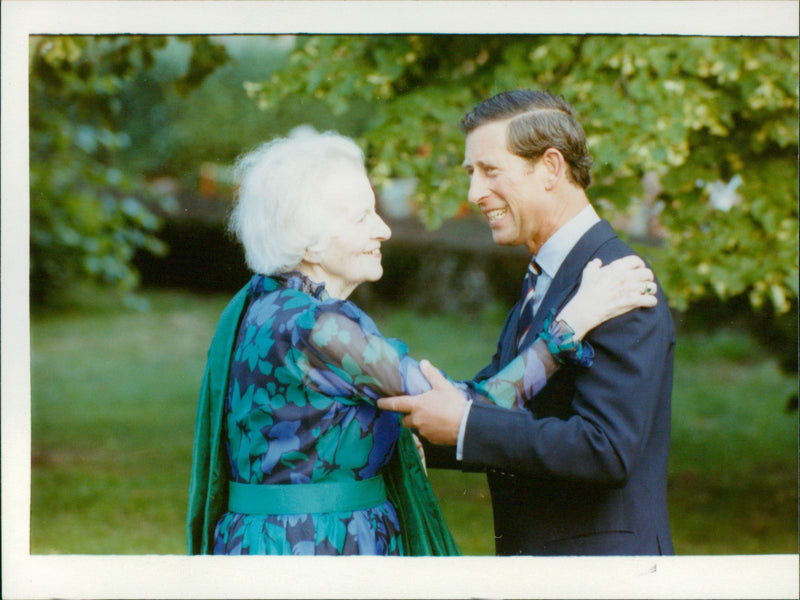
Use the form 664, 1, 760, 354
213, 271, 569, 555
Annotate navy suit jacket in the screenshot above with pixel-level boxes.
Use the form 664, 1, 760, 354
460, 219, 675, 555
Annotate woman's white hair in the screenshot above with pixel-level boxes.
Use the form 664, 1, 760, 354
229, 128, 366, 275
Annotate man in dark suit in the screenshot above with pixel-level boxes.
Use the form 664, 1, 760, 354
378, 90, 675, 556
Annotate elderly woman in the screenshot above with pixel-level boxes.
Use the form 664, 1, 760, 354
187, 130, 657, 556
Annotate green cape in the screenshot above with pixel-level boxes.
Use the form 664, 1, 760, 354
186, 283, 461, 556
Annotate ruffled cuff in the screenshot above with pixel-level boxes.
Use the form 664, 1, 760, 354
540, 309, 595, 367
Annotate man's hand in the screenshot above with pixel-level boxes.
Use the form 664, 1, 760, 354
377, 360, 468, 446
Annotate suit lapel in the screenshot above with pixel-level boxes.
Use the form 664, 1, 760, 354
528, 219, 619, 338
498, 300, 523, 368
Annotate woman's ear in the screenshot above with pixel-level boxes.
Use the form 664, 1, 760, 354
302, 246, 324, 265
302, 236, 331, 265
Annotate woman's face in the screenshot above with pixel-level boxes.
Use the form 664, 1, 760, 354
301, 164, 392, 299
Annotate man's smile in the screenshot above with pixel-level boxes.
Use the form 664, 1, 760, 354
485, 208, 508, 223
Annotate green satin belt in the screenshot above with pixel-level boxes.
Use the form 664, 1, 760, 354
228, 476, 388, 515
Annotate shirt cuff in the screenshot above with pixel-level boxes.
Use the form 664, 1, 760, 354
455, 400, 473, 461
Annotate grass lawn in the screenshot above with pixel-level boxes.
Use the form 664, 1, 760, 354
28, 289, 798, 555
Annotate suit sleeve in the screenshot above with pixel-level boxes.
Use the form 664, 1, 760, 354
462, 295, 674, 486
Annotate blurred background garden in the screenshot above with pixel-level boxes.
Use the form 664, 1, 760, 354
28, 34, 798, 555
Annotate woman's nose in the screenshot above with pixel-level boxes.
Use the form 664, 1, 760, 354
374, 215, 392, 241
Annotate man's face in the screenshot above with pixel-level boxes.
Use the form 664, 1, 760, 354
462, 119, 553, 254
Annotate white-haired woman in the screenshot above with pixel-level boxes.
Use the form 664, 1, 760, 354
187, 130, 658, 556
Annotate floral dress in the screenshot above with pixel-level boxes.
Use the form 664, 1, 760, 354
213, 272, 572, 555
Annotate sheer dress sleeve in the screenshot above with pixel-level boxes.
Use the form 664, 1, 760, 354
292, 300, 434, 404
293, 300, 586, 411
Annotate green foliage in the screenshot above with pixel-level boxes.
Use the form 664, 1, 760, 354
118, 36, 370, 193
173, 36, 232, 97
248, 35, 799, 312
29, 36, 231, 305
119, 36, 278, 183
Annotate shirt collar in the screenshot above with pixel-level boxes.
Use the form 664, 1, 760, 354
534, 205, 600, 280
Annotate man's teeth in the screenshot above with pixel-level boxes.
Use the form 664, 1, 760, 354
486, 209, 507, 222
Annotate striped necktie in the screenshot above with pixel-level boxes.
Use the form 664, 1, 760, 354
516, 260, 541, 350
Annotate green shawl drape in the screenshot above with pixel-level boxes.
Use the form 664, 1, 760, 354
186, 283, 460, 556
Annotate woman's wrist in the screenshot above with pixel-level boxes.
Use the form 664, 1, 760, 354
554, 306, 588, 341
540, 310, 595, 368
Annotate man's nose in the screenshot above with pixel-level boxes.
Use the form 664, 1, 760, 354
467, 175, 488, 205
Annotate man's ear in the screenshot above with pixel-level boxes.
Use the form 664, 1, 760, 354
541, 148, 566, 190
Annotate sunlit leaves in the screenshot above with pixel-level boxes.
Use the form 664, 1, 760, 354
250, 35, 798, 314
